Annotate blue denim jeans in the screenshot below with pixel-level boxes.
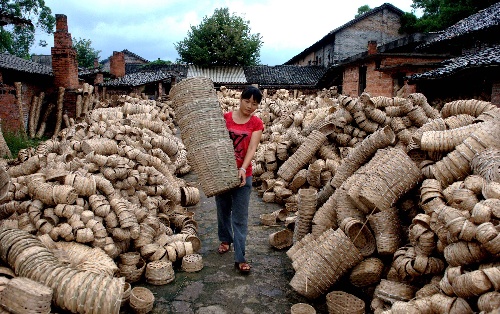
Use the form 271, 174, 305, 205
215, 176, 252, 263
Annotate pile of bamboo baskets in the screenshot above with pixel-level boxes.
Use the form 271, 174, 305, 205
217, 86, 500, 313
0, 93, 203, 313
1, 82, 500, 313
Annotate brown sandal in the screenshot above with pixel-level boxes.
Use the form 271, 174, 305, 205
218, 242, 230, 254
235, 262, 251, 274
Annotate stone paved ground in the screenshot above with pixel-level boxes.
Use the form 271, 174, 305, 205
122, 171, 329, 314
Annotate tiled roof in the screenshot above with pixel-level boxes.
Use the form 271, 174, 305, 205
285, 3, 404, 64
101, 70, 172, 87
0, 52, 53, 76
122, 49, 149, 63
100, 49, 149, 65
244, 65, 326, 87
187, 65, 247, 84
408, 45, 500, 82
418, 2, 500, 49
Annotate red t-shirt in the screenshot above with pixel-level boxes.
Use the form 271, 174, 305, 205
224, 111, 264, 177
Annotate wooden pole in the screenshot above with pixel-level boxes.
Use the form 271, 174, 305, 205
28, 95, 38, 138
35, 102, 55, 138
14, 82, 27, 138
75, 94, 83, 118
33, 91, 45, 136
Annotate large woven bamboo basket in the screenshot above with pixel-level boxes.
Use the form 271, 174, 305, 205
170, 77, 240, 197
187, 139, 240, 197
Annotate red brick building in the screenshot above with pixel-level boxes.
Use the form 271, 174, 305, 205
0, 14, 89, 134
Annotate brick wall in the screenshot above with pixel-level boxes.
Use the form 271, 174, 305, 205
342, 54, 447, 98
342, 67, 359, 97
0, 80, 46, 133
51, 14, 79, 90
110, 51, 125, 78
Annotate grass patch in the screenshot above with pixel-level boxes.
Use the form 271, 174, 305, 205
2, 131, 46, 158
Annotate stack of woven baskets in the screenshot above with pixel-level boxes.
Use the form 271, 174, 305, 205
169, 77, 240, 197
0, 227, 125, 314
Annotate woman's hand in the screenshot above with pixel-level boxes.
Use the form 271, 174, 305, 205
238, 168, 246, 187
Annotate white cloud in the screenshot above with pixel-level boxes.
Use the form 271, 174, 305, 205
32, 0, 417, 64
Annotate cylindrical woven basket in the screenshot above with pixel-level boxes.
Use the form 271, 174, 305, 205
374, 279, 417, 304
180, 186, 200, 207
0, 276, 52, 314
145, 260, 174, 285
290, 229, 363, 299
169, 78, 240, 197
326, 290, 365, 314
269, 229, 294, 249
181, 253, 204, 272
368, 208, 402, 256
290, 303, 316, 314
349, 257, 384, 287
130, 286, 154, 314
186, 139, 240, 197
277, 130, 327, 181
340, 217, 376, 257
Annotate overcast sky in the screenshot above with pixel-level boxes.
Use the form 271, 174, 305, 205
30, 0, 418, 66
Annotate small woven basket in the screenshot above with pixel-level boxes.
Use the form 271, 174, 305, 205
130, 286, 155, 314
181, 253, 204, 272
121, 258, 145, 283
290, 303, 316, 314
0, 276, 52, 314
349, 257, 384, 287
269, 229, 294, 249
326, 290, 365, 314
145, 260, 175, 285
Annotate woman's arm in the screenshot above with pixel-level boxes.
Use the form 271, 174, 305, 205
238, 129, 263, 186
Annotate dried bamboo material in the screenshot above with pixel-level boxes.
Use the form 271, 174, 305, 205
28, 95, 39, 138
278, 130, 327, 181
169, 78, 240, 197
420, 122, 484, 153
431, 120, 500, 188
14, 82, 27, 137
290, 228, 363, 299
356, 147, 422, 212
0, 227, 124, 314
0, 276, 52, 314
53, 87, 65, 136
35, 102, 55, 139
332, 126, 396, 188
471, 148, 500, 182
441, 99, 496, 118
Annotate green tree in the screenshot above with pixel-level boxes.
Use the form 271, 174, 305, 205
73, 37, 101, 68
355, 5, 371, 18
147, 58, 172, 66
175, 7, 262, 66
400, 0, 498, 33
0, 0, 55, 59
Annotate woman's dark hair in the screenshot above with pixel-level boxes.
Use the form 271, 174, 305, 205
241, 85, 262, 104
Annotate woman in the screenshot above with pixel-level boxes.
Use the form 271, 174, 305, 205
216, 85, 264, 274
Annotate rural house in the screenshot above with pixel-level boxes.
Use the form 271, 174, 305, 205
284, 3, 406, 67
316, 33, 450, 97
407, 2, 500, 106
